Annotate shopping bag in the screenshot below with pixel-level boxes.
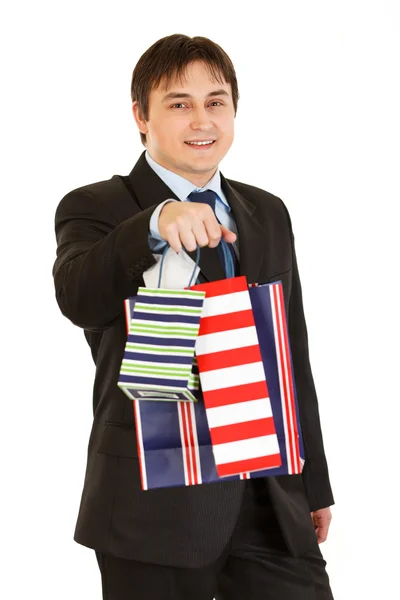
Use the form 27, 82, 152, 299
246, 282, 305, 475
190, 276, 282, 478
118, 248, 205, 402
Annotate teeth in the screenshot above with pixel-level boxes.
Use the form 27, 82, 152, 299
186, 140, 214, 146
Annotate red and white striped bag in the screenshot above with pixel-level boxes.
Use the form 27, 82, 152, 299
190, 276, 282, 477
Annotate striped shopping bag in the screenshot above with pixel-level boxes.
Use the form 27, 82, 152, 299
246, 281, 305, 476
190, 276, 282, 477
118, 287, 205, 402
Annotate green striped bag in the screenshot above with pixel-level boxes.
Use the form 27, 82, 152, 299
117, 287, 205, 402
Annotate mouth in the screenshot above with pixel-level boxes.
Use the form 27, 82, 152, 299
184, 140, 216, 150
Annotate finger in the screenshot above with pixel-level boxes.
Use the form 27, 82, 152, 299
172, 213, 198, 252
191, 221, 210, 248
317, 525, 329, 543
220, 224, 237, 244
179, 228, 198, 253
203, 212, 222, 248
163, 223, 182, 253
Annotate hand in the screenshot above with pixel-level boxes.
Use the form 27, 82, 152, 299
158, 201, 237, 253
310, 507, 332, 544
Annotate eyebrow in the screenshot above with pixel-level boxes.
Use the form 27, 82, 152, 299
161, 89, 230, 102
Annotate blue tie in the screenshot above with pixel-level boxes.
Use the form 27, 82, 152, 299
187, 189, 239, 276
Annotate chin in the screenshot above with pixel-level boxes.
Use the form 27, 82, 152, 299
189, 160, 218, 173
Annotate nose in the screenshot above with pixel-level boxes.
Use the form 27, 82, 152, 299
189, 105, 214, 131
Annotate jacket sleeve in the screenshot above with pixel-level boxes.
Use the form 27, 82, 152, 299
283, 202, 335, 512
52, 187, 158, 332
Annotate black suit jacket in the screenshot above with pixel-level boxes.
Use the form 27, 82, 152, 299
53, 151, 334, 568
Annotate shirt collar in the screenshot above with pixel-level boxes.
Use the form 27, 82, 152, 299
145, 150, 230, 210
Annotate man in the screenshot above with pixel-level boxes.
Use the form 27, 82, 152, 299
53, 34, 335, 599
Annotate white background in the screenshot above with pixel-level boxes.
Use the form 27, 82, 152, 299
1, 1, 399, 598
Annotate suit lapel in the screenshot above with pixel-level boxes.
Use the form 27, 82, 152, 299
128, 151, 180, 210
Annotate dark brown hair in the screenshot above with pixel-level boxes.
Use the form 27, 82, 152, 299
131, 34, 239, 146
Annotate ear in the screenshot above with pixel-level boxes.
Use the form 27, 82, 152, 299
132, 101, 148, 135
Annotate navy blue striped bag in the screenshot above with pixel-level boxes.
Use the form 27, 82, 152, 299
118, 248, 206, 402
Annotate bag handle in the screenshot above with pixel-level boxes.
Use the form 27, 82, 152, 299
157, 239, 235, 288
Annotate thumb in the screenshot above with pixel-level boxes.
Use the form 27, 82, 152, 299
220, 224, 237, 244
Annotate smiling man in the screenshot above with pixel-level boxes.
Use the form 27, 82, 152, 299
53, 34, 335, 600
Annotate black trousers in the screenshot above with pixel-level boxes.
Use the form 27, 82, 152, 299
95, 480, 334, 600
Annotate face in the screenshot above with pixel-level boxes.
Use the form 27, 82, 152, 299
132, 60, 235, 187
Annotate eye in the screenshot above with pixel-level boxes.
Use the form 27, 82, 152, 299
171, 101, 224, 109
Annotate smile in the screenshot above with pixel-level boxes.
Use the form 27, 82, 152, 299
184, 140, 216, 148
